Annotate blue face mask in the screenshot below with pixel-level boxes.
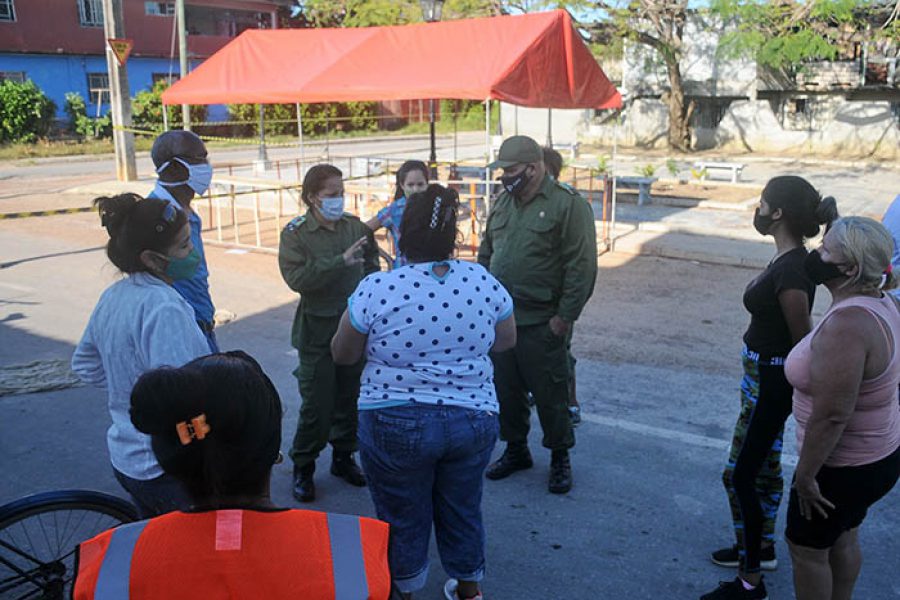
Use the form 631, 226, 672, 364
158, 157, 213, 196
318, 196, 345, 221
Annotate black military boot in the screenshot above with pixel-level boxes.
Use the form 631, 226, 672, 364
331, 452, 367, 487
485, 443, 533, 480
548, 449, 572, 494
292, 463, 316, 503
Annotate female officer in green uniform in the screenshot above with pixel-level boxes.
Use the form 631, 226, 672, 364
278, 164, 379, 502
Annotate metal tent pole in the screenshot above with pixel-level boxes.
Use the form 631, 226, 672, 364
485, 99, 492, 213
611, 112, 620, 252
296, 102, 304, 179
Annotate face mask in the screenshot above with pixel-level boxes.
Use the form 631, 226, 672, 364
500, 166, 532, 197
753, 208, 775, 236
318, 196, 345, 221
164, 248, 201, 281
158, 158, 213, 196
803, 249, 846, 285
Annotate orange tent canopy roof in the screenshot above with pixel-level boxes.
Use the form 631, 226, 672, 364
162, 10, 621, 110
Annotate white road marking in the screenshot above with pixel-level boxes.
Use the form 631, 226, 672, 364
581, 412, 799, 467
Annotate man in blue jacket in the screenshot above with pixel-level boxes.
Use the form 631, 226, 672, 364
147, 130, 218, 352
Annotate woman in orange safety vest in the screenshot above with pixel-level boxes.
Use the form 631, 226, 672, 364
73, 351, 391, 599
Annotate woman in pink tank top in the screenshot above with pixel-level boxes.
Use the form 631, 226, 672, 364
784, 217, 900, 600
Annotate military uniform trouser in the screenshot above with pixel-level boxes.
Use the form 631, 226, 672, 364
491, 322, 574, 451
289, 312, 364, 469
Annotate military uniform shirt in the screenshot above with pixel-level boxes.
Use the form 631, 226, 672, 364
279, 211, 379, 349
477, 174, 597, 326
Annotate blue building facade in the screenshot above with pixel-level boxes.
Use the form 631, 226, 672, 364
0, 53, 227, 122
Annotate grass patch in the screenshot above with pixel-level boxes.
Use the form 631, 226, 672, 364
0, 114, 493, 161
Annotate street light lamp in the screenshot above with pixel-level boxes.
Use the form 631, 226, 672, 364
420, 0, 445, 179
419, 0, 444, 23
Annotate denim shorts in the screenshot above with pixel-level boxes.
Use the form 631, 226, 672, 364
358, 404, 498, 594
113, 468, 191, 519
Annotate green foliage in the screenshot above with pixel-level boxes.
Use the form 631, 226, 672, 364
293, 0, 498, 27
0, 80, 56, 143
131, 80, 207, 131
596, 154, 611, 175
665, 158, 678, 177
710, 0, 887, 71
226, 102, 378, 136
636, 163, 657, 177
64, 92, 111, 139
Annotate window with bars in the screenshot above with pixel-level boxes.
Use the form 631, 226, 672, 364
77, 0, 103, 27
87, 72, 110, 105
145, 2, 174, 16
0, 0, 15, 22
0, 71, 26, 83
151, 73, 178, 85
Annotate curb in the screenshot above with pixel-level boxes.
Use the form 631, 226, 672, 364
0, 206, 93, 220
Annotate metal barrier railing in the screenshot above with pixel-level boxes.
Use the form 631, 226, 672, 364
194, 165, 615, 257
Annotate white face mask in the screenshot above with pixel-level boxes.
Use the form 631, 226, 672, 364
318, 196, 345, 221
158, 157, 213, 196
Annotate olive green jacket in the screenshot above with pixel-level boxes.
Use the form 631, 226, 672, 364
477, 175, 597, 326
279, 212, 379, 348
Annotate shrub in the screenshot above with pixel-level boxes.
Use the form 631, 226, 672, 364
227, 101, 378, 137
636, 163, 657, 178
0, 80, 56, 143
64, 92, 111, 139
132, 80, 207, 132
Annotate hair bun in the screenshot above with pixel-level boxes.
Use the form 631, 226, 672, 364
815, 195, 839, 226
94, 194, 140, 238
131, 366, 205, 436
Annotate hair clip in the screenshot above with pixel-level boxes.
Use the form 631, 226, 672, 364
176, 414, 211, 445
430, 196, 443, 229
886, 264, 893, 275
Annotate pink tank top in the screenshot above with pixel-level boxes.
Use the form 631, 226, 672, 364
786, 294, 900, 467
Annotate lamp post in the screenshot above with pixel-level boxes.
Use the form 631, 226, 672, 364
420, 0, 444, 179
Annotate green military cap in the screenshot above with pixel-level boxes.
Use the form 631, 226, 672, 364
487, 135, 543, 169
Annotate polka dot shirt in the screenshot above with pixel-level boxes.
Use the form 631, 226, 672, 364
348, 260, 513, 411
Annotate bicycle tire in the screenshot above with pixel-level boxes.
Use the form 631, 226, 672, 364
0, 490, 138, 600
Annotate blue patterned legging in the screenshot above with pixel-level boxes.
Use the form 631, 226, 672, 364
721, 347, 793, 574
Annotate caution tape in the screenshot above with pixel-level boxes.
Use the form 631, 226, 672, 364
0, 206, 93, 220
113, 126, 317, 148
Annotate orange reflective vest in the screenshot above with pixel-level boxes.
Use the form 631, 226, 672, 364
73, 509, 391, 599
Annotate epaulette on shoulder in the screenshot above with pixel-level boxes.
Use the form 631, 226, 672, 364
555, 180, 578, 195
285, 214, 306, 232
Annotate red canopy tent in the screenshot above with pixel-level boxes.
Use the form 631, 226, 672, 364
161, 9, 621, 109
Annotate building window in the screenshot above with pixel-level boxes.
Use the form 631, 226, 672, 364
87, 72, 110, 106
0, 0, 16, 22
185, 6, 271, 37
145, 2, 174, 16
78, 0, 104, 27
0, 71, 25, 83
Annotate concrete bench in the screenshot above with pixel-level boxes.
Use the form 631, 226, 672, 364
616, 176, 657, 206
693, 161, 745, 183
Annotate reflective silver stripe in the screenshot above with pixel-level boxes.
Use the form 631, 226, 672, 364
327, 513, 369, 600
93, 520, 149, 599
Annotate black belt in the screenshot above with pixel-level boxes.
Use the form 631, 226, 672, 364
197, 320, 215, 334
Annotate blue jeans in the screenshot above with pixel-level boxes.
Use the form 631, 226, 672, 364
113, 468, 192, 519
358, 404, 498, 594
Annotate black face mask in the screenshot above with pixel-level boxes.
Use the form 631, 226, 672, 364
804, 249, 847, 284
753, 208, 775, 236
500, 166, 532, 197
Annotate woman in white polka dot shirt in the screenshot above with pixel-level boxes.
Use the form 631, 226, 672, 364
332, 184, 517, 600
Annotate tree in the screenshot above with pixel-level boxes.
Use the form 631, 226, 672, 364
710, 0, 899, 73
0, 80, 56, 143
597, 0, 694, 151
286, 0, 501, 28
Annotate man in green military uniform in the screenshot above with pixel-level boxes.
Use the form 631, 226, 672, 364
478, 136, 597, 494
279, 164, 379, 503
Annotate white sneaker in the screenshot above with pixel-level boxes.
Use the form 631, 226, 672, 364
443, 578, 483, 600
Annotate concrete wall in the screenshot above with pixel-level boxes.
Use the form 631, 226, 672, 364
499, 103, 592, 147
584, 97, 900, 159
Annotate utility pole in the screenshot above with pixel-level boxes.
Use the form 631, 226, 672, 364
176, 0, 191, 130
102, 0, 137, 182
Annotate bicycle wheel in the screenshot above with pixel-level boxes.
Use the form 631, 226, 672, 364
0, 490, 138, 600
